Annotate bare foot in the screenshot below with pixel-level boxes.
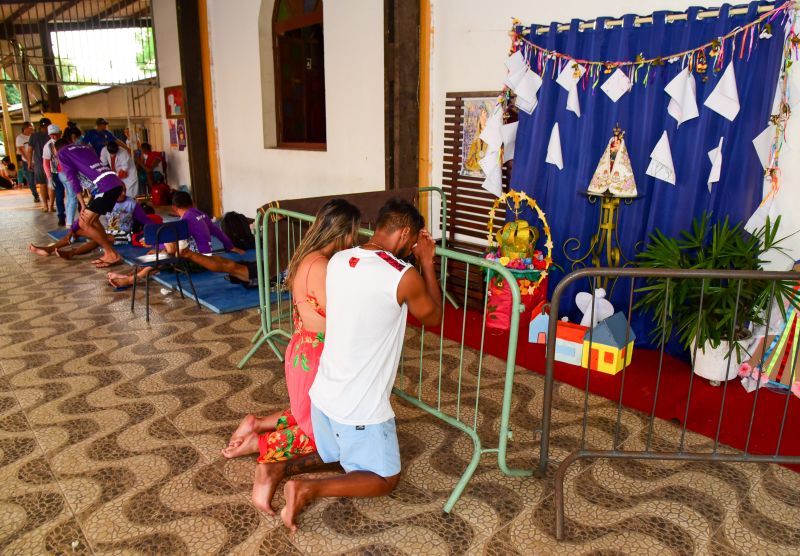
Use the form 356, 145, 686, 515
221, 431, 260, 459
28, 243, 51, 257
281, 480, 314, 532
251, 463, 287, 515
55, 248, 74, 260
107, 272, 133, 288
225, 414, 258, 453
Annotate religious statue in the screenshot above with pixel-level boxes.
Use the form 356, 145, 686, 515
587, 124, 638, 197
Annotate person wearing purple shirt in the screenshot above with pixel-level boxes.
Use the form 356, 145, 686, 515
28, 190, 150, 260
106, 191, 244, 289
55, 138, 126, 267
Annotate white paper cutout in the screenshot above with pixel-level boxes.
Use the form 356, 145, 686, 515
515, 95, 536, 114
645, 131, 676, 185
600, 69, 632, 103
745, 187, 780, 234
752, 125, 776, 169
665, 67, 699, 126
479, 108, 504, 151
545, 122, 563, 170
556, 60, 586, 117
513, 69, 543, 114
576, 288, 615, 328
505, 67, 526, 90
501, 121, 518, 163
704, 63, 740, 121
481, 164, 503, 197
505, 50, 526, 73
707, 137, 724, 191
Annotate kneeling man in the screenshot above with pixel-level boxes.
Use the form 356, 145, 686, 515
281, 198, 442, 531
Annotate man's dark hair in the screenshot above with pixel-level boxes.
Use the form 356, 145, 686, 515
64, 127, 82, 142
376, 198, 425, 234
1, 156, 9, 164
107, 141, 119, 154
140, 142, 152, 152
22, 121, 32, 130
171, 190, 193, 209
54, 138, 70, 150
38, 117, 51, 128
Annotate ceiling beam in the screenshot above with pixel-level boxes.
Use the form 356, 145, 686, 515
45, 0, 84, 22
1, 4, 33, 24
92, 0, 141, 21
0, 17, 152, 39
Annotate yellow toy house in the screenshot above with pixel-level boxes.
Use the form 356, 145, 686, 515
581, 312, 636, 375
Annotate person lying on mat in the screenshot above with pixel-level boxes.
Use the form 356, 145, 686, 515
281, 198, 441, 531
220, 199, 361, 515
29, 189, 153, 259
106, 190, 243, 288
54, 138, 126, 268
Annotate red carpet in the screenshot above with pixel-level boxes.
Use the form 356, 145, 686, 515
410, 304, 800, 461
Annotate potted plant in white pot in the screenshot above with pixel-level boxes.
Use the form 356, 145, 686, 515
635, 213, 795, 384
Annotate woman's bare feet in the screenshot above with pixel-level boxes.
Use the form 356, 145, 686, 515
251, 463, 287, 515
221, 431, 260, 459
225, 414, 258, 453
28, 243, 51, 257
281, 480, 314, 532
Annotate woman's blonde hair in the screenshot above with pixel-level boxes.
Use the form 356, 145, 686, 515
286, 199, 361, 289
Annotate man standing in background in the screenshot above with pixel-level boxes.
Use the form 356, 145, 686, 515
15, 121, 38, 203
82, 117, 119, 156
28, 118, 50, 212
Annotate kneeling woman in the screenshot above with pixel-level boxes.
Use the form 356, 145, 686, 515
222, 199, 361, 513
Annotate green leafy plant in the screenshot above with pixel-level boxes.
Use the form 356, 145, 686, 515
635, 213, 796, 358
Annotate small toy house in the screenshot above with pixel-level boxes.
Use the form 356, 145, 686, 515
581, 312, 636, 374
528, 302, 550, 344
528, 303, 589, 366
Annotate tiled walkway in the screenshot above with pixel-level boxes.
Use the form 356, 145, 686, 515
1, 188, 798, 555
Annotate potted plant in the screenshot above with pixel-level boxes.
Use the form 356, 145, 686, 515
635, 213, 796, 383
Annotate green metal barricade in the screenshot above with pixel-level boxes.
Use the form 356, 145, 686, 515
237, 194, 531, 512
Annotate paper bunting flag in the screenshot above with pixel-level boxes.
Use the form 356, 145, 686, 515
600, 69, 632, 103
481, 163, 503, 197
556, 60, 586, 117
513, 69, 543, 114
645, 131, 676, 185
704, 63, 740, 121
752, 125, 776, 169
501, 121, 518, 163
665, 67, 699, 126
505, 50, 525, 74
479, 108, 504, 151
707, 137, 724, 192
545, 122, 563, 170
504, 52, 527, 89
745, 181, 780, 234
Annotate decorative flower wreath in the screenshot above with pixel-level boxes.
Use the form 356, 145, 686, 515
485, 189, 553, 291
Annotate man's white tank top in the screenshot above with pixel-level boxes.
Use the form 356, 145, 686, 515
309, 246, 411, 425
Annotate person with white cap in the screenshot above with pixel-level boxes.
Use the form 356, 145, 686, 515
42, 123, 66, 226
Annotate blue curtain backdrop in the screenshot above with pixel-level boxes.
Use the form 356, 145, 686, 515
510, 2, 786, 348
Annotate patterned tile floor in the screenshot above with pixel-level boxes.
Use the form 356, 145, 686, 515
1, 188, 798, 555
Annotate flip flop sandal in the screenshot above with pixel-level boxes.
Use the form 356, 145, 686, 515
94, 259, 122, 269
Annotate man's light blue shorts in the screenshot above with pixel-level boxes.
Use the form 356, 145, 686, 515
311, 403, 401, 478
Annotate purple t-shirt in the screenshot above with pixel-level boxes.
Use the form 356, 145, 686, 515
58, 143, 124, 195
181, 207, 234, 254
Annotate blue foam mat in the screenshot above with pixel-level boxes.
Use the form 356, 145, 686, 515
151, 250, 287, 314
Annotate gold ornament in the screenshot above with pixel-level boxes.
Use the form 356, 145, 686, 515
709, 39, 721, 57
696, 50, 708, 73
